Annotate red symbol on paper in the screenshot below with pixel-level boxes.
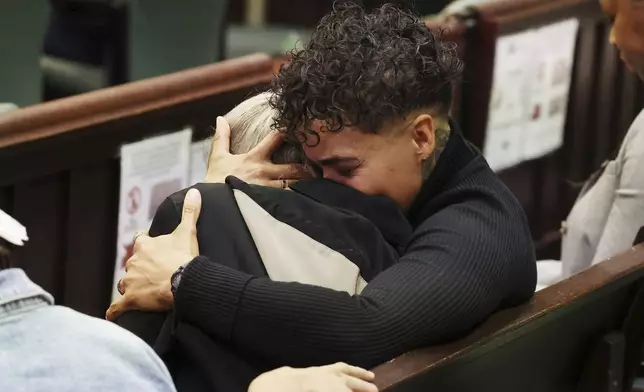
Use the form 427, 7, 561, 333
532, 104, 541, 120
126, 187, 141, 215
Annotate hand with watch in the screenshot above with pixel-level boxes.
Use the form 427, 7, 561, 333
106, 189, 202, 321
171, 263, 189, 296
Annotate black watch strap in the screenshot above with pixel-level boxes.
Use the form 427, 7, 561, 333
171, 263, 189, 296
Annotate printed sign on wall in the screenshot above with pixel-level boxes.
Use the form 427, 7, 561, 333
112, 128, 192, 301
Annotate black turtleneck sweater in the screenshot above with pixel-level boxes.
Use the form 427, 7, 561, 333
174, 124, 537, 368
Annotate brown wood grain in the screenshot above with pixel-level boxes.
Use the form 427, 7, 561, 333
0, 53, 273, 149
373, 245, 644, 391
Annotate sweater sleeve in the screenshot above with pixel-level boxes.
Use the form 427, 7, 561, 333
174, 201, 529, 368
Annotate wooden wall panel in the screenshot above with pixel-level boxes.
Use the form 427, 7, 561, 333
11, 175, 68, 300
561, 19, 599, 211
0, 187, 12, 216
63, 161, 119, 317
591, 26, 620, 169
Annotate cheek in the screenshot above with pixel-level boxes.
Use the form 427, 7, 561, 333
614, 15, 644, 53
340, 173, 381, 195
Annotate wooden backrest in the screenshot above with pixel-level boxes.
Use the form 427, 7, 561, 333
373, 245, 644, 392
0, 53, 274, 317
451, 0, 644, 258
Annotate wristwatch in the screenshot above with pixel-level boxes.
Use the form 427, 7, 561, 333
171, 263, 190, 296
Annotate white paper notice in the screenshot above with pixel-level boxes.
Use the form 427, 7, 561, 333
112, 128, 192, 301
190, 139, 211, 185
522, 19, 579, 161
484, 29, 534, 172
484, 18, 579, 171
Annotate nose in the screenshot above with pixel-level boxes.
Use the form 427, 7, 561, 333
609, 26, 616, 46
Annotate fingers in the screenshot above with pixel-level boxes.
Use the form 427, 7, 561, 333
133, 231, 147, 244
106, 297, 130, 321
266, 164, 313, 180
330, 363, 375, 381
175, 188, 202, 240
263, 179, 298, 189
132, 233, 150, 252
343, 376, 378, 392
117, 271, 132, 294
212, 116, 232, 155
251, 131, 286, 158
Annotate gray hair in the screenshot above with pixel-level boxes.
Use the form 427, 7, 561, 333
221, 91, 304, 164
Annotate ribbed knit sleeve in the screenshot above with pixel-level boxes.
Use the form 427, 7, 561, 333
174, 199, 536, 368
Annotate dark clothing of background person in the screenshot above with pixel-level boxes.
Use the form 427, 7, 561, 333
117, 177, 413, 391
167, 122, 537, 368
45, 1, 117, 66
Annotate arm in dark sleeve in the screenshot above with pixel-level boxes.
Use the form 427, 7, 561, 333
115, 196, 181, 345
174, 202, 533, 368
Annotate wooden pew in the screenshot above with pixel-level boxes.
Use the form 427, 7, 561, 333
445, 0, 644, 259
373, 245, 644, 392
0, 53, 274, 317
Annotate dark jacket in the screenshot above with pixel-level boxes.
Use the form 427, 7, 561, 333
117, 176, 413, 391
169, 123, 536, 371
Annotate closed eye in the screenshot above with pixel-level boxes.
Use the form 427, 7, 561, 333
336, 167, 358, 178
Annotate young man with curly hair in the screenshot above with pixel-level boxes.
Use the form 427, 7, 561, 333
110, 2, 537, 388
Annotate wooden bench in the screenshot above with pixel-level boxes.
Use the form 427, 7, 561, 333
0, 53, 274, 317
373, 245, 644, 392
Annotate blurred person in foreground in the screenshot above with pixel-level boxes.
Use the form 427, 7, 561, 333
109, 0, 535, 383
0, 209, 176, 392
537, 0, 644, 289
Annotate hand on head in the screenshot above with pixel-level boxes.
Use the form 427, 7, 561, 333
206, 117, 310, 188
248, 362, 378, 392
106, 188, 202, 321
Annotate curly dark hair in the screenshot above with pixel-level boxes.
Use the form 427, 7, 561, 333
270, 2, 463, 145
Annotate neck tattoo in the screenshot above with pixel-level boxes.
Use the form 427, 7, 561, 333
423, 126, 451, 179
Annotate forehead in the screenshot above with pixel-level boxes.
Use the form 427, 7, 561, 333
303, 121, 383, 159
606, 0, 644, 12
601, 0, 617, 12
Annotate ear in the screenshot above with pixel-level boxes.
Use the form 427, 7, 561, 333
411, 114, 436, 162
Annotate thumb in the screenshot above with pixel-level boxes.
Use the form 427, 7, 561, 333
213, 116, 231, 154
175, 188, 202, 241
106, 299, 129, 321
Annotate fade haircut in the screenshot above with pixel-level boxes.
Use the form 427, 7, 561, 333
270, 2, 463, 145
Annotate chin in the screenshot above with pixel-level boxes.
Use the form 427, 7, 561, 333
621, 51, 644, 80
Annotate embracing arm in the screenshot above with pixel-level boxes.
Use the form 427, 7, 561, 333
174, 205, 534, 368
114, 197, 181, 345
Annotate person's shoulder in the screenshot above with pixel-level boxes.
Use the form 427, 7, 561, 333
633, 109, 644, 129
168, 182, 231, 206
415, 158, 533, 250
46, 306, 151, 344
43, 306, 169, 368
621, 109, 644, 154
